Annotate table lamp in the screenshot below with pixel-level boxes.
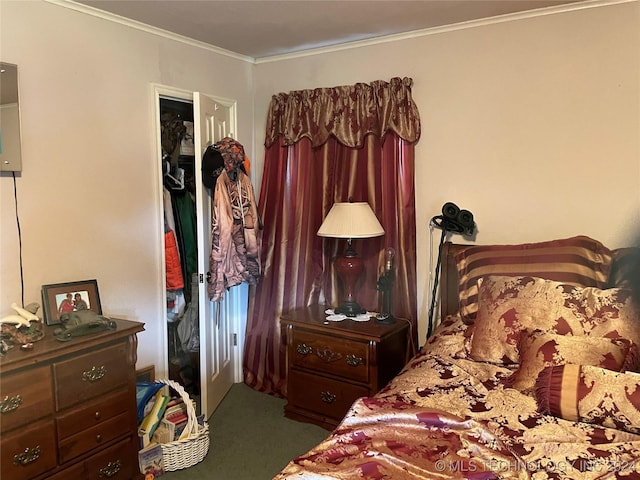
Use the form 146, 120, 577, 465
317, 202, 384, 316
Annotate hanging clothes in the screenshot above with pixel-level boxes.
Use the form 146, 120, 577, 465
208, 138, 262, 301
177, 273, 200, 352
164, 229, 184, 290
172, 189, 198, 300
161, 112, 186, 168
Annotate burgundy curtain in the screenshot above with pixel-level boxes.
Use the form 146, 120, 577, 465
244, 78, 420, 397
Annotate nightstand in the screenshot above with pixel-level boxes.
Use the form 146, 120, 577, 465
281, 305, 410, 430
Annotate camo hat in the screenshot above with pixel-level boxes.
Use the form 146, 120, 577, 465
215, 137, 246, 172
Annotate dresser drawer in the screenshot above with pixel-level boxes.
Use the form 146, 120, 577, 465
290, 329, 369, 382
58, 411, 132, 464
0, 418, 57, 480
53, 343, 130, 410
44, 462, 86, 480
288, 369, 369, 421
85, 437, 137, 480
56, 389, 132, 439
0, 365, 53, 433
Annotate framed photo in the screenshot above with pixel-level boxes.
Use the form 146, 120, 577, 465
41, 279, 102, 326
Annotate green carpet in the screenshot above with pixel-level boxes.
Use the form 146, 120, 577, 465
161, 383, 328, 479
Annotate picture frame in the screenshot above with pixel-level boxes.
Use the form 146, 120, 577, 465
41, 279, 102, 326
136, 365, 156, 383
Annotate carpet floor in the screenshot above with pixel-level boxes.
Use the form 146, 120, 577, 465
160, 383, 328, 480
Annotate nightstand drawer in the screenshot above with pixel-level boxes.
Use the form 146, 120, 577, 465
288, 369, 369, 421
53, 343, 130, 410
290, 329, 369, 382
0, 365, 53, 433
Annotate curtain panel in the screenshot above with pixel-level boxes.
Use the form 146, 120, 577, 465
264, 77, 421, 148
244, 78, 420, 397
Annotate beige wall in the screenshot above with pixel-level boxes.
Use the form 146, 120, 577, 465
0, 0, 254, 369
254, 0, 640, 341
1, 0, 638, 365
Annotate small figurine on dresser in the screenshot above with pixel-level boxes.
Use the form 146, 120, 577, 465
0, 302, 44, 353
54, 310, 116, 341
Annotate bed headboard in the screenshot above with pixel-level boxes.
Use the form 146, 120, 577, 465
439, 241, 470, 319
438, 238, 636, 321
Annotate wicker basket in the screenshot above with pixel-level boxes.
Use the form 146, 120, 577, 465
155, 378, 210, 471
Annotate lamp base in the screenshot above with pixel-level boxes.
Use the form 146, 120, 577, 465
334, 241, 366, 317
375, 313, 395, 324
335, 301, 365, 317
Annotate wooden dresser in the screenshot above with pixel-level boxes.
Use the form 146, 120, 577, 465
282, 305, 409, 430
0, 318, 144, 480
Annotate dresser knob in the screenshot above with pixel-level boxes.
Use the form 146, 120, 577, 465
95, 411, 101, 420
320, 391, 337, 404
96, 434, 103, 443
296, 343, 312, 355
346, 354, 363, 367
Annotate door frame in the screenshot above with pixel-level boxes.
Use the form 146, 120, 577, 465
151, 84, 245, 398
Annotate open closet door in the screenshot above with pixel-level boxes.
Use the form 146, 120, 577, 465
194, 92, 235, 418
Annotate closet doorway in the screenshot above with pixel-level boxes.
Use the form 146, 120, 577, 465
154, 85, 243, 419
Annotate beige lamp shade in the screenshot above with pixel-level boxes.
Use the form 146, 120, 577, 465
317, 202, 384, 239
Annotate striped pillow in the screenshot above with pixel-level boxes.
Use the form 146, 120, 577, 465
536, 364, 640, 434
454, 236, 612, 321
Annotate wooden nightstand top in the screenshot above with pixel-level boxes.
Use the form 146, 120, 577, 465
281, 305, 409, 342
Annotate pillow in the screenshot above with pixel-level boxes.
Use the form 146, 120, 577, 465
454, 236, 612, 321
469, 275, 640, 364
507, 330, 637, 393
536, 364, 640, 434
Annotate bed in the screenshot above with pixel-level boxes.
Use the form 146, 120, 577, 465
274, 235, 640, 480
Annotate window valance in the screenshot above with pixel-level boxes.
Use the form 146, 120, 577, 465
264, 77, 421, 148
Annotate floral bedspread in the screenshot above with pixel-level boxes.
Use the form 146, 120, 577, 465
274, 317, 640, 480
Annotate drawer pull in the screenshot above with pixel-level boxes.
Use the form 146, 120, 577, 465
98, 460, 121, 478
0, 394, 23, 413
296, 343, 312, 355
13, 445, 40, 466
346, 354, 363, 367
320, 391, 337, 404
316, 348, 342, 363
82, 365, 107, 383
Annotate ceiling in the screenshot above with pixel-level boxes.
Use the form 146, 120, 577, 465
74, 0, 584, 60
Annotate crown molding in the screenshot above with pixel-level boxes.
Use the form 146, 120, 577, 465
45, 0, 634, 65
255, 0, 634, 64
45, 0, 255, 64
